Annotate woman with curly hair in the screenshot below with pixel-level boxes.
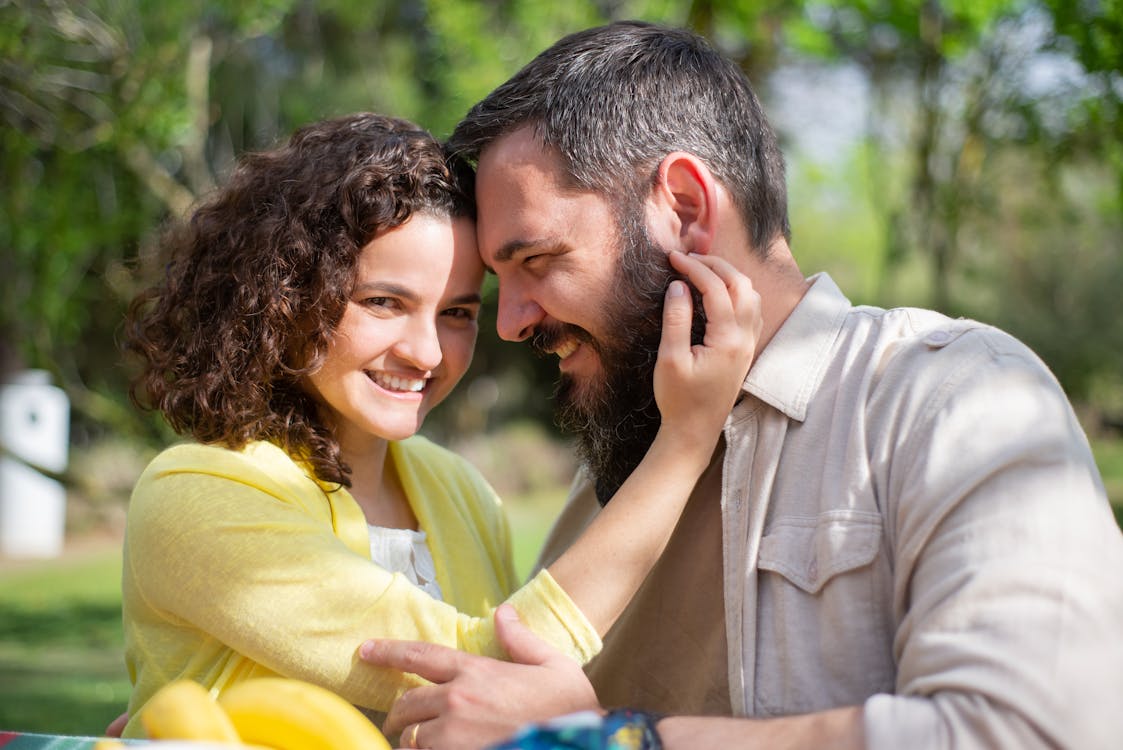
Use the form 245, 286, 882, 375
118, 112, 758, 739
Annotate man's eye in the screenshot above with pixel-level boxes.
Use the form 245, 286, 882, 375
364, 297, 397, 309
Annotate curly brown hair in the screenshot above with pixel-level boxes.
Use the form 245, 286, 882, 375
125, 113, 475, 486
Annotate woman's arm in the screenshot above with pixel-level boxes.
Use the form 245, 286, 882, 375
125, 253, 758, 714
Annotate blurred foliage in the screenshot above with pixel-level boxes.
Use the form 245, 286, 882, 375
1, 0, 1121, 462
778, 0, 1123, 416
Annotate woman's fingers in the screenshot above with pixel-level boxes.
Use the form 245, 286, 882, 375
654, 250, 762, 443
665, 251, 761, 352
658, 280, 695, 370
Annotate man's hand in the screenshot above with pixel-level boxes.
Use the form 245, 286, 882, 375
359, 604, 600, 750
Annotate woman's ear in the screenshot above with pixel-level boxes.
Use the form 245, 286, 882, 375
645, 152, 718, 255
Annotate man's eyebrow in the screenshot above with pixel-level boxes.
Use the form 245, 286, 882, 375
482, 237, 563, 275
493, 238, 558, 263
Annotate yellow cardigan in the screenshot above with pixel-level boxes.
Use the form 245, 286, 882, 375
121, 438, 599, 737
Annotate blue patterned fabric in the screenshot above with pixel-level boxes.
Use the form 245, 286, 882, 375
488, 709, 663, 750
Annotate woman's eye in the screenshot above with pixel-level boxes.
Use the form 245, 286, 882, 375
443, 307, 478, 321
364, 297, 398, 310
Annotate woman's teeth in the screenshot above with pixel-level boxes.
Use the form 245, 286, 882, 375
368, 372, 426, 393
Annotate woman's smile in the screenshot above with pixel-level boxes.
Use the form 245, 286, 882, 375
366, 369, 429, 395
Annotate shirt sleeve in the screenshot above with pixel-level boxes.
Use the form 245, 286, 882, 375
863, 329, 1123, 749
126, 464, 600, 712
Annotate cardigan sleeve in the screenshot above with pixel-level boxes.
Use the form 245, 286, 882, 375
125, 450, 600, 713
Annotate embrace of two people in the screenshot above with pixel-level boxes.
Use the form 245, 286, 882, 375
116, 21, 1123, 750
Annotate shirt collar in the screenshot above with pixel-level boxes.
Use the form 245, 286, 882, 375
742, 272, 851, 422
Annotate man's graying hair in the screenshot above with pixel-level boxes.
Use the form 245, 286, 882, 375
449, 20, 791, 254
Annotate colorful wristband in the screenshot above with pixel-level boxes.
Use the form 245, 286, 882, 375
602, 708, 665, 750
487, 707, 666, 749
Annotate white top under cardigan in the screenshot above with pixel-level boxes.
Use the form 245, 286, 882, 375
367, 525, 443, 601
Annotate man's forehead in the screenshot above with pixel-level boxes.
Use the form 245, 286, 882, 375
479, 124, 542, 162
477, 126, 569, 188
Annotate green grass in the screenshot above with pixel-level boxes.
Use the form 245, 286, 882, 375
505, 486, 569, 580
0, 549, 130, 735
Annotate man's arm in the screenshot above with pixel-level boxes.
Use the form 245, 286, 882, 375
862, 328, 1123, 749
657, 709, 862, 750
360, 605, 864, 750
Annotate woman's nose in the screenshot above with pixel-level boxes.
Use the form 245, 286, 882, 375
394, 319, 443, 371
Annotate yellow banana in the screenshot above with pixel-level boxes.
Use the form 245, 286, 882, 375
140, 678, 243, 743
93, 742, 126, 750
217, 677, 391, 750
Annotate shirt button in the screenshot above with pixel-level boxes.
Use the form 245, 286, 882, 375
924, 330, 952, 347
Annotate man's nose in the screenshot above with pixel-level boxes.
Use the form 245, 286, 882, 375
495, 286, 544, 342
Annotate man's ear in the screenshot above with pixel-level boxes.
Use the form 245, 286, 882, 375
646, 152, 718, 255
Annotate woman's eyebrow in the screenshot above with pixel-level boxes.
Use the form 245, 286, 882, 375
353, 281, 418, 302
448, 292, 483, 306
354, 282, 481, 307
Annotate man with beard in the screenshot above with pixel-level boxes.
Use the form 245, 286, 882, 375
360, 20, 1123, 750
545, 201, 697, 509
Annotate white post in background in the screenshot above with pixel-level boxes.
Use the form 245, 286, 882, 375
0, 369, 70, 558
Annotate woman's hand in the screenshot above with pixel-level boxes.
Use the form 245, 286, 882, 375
654, 251, 761, 454
537, 251, 761, 637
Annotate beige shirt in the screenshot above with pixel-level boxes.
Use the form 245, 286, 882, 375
539, 273, 1123, 749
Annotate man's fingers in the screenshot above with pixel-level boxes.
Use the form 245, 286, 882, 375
494, 604, 565, 667
359, 639, 464, 684
383, 685, 442, 735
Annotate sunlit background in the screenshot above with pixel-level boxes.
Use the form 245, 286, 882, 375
1, 0, 1121, 735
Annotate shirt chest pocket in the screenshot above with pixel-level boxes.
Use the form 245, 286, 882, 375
753, 510, 895, 715
758, 510, 882, 593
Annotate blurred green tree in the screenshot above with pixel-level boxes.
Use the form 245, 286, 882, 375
780, 0, 1123, 409
1, 0, 1120, 455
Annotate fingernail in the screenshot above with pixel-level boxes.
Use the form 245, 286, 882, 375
668, 280, 686, 297
359, 640, 375, 658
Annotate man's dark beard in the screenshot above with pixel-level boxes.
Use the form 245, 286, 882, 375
543, 212, 706, 506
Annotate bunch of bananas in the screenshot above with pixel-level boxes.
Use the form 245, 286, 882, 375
136, 677, 392, 750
